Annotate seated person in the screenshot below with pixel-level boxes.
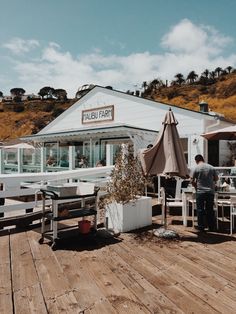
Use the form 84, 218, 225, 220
96, 159, 106, 167
78, 156, 88, 168
221, 177, 231, 191
46, 156, 56, 166
59, 155, 69, 167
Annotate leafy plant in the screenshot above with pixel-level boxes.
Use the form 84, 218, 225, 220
104, 144, 146, 205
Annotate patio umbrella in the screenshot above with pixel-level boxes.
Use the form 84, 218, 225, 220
140, 108, 189, 230
2, 143, 35, 150
141, 108, 189, 178
201, 124, 236, 140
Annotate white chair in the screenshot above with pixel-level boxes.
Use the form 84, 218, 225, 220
161, 178, 189, 226
166, 178, 184, 223
216, 193, 231, 229
230, 196, 236, 235
188, 192, 196, 227
159, 186, 184, 227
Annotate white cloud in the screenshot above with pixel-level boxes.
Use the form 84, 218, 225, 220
3, 38, 40, 55
161, 18, 233, 57
2, 19, 236, 97
162, 19, 208, 54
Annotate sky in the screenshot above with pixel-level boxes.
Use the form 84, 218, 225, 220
1, 0, 236, 98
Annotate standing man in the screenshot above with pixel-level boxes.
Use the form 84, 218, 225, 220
191, 154, 218, 231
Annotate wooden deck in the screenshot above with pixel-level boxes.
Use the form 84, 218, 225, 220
1, 214, 236, 314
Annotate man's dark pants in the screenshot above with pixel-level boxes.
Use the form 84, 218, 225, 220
196, 192, 215, 230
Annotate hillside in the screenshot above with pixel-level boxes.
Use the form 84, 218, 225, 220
1, 72, 236, 141
0, 99, 76, 141
144, 72, 236, 121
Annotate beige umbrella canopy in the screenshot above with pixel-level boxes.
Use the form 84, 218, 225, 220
201, 124, 236, 141
2, 143, 35, 150
140, 108, 189, 178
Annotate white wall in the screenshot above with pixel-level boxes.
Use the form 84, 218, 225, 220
39, 87, 207, 139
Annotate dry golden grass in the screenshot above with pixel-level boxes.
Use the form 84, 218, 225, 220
153, 72, 236, 122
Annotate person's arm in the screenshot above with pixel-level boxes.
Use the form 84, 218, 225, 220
191, 178, 197, 189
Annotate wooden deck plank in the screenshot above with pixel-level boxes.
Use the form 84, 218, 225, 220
14, 283, 48, 314
28, 229, 114, 313
10, 232, 39, 292
80, 250, 151, 313
0, 234, 13, 314
161, 242, 236, 304
96, 245, 184, 313
26, 230, 83, 313
10, 231, 48, 313
169, 241, 236, 286
46, 291, 81, 314
116, 238, 219, 314
131, 241, 236, 313
122, 232, 236, 312
153, 242, 236, 302
55, 250, 117, 314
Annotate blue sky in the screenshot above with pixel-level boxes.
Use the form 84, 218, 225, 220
1, 0, 236, 97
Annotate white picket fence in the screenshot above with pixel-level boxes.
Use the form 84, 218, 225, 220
0, 166, 113, 221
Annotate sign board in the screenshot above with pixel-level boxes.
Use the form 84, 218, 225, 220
82, 105, 114, 124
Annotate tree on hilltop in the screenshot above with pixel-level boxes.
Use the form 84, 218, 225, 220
142, 81, 148, 90
148, 78, 163, 92
174, 73, 185, 85
10, 88, 25, 97
214, 67, 223, 77
225, 66, 233, 74
0, 91, 3, 97
187, 71, 198, 84
52, 88, 67, 100
38, 86, 55, 99
202, 69, 210, 79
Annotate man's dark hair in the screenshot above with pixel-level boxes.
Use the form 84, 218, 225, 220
195, 154, 204, 163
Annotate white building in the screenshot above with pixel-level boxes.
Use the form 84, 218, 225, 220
19, 85, 234, 171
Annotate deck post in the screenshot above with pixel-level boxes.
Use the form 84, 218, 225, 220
17, 148, 23, 173
0, 148, 4, 174
40, 147, 46, 172
69, 145, 75, 170
106, 144, 111, 166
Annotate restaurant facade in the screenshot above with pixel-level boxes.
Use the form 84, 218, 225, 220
0, 85, 234, 174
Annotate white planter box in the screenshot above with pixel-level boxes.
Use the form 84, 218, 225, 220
105, 196, 152, 232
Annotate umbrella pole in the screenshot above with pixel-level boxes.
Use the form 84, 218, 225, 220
163, 177, 168, 228
164, 187, 167, 228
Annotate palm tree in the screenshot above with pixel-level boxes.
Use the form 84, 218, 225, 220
187, 71, 198, 84
214, 67, 223, 77
174, 73, 185, 85
210, 71, 216, 80
142, 81, 148, 91
202, 69, 210, 78
225, 66, 233, 74
148, 79, 160, 92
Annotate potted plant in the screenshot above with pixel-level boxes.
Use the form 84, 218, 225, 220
104, 144, 152, 232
